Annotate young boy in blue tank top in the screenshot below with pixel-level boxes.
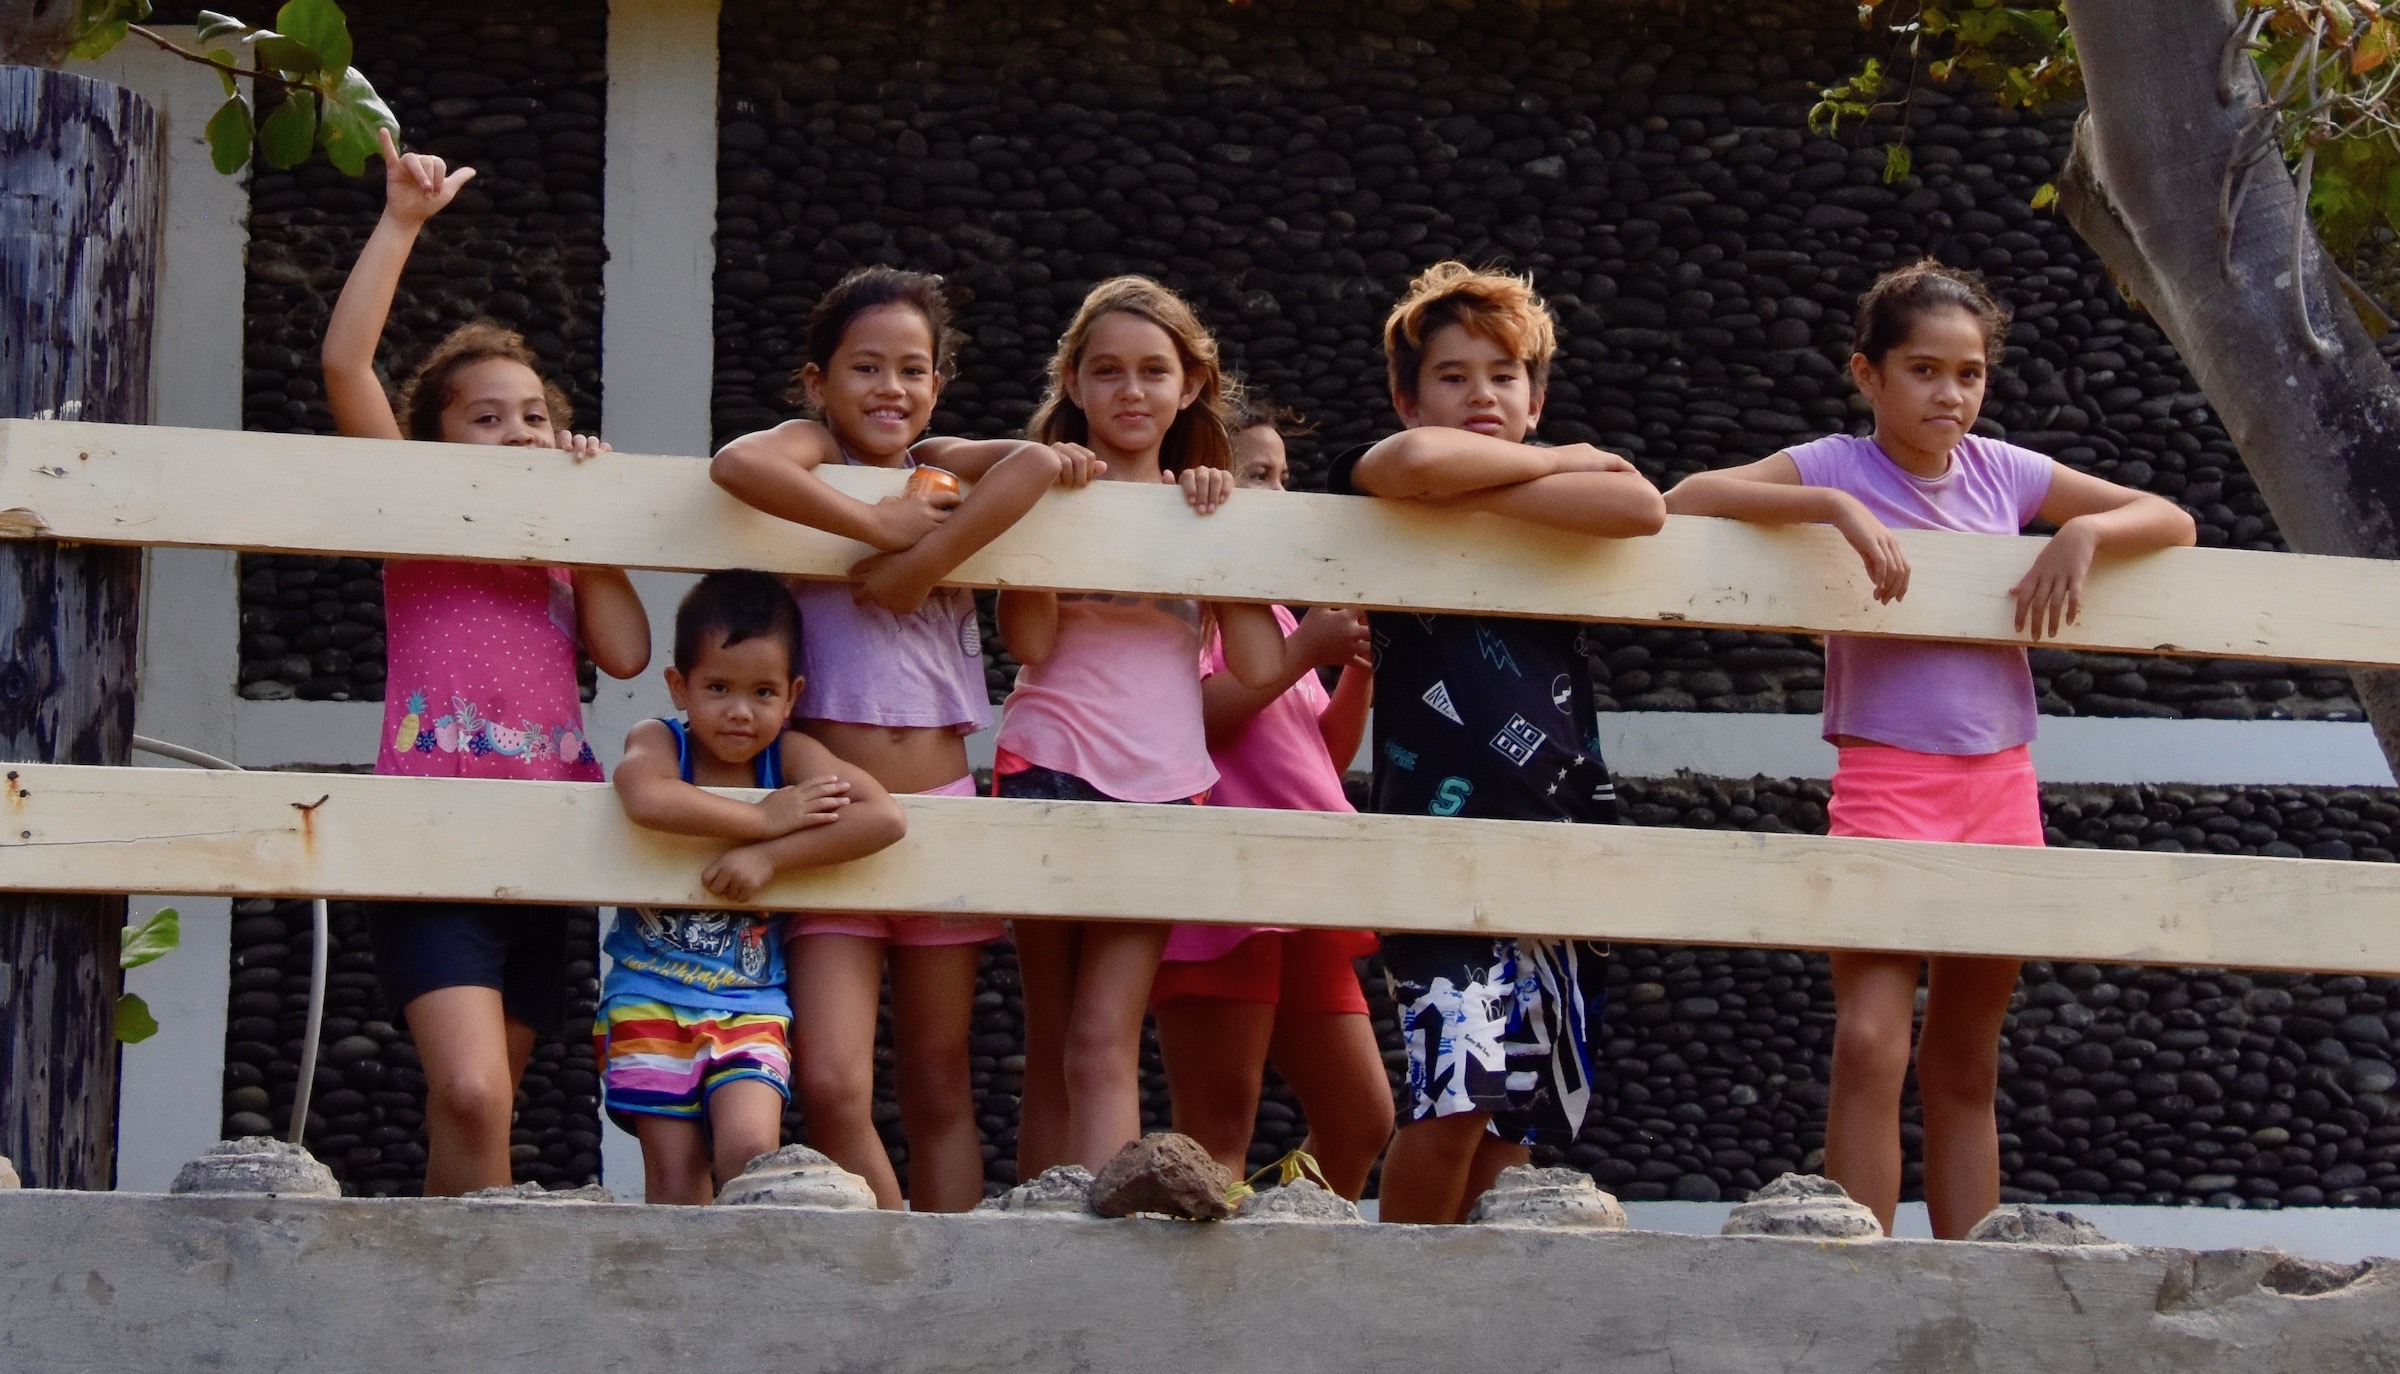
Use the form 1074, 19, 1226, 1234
601, 570, 907, 1204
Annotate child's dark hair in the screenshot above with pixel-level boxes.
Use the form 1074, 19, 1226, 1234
785, 266, 965, 409
1851, 260, 2014, 367
394, 319, 574, 442
1383, 262, 1558, 403
1226, 381, 1314, 437
674, 570, 803, 677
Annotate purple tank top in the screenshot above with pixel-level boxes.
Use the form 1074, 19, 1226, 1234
786, 449, 990, 733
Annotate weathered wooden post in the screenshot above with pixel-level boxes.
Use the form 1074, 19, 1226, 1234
0, 57, 161, 1189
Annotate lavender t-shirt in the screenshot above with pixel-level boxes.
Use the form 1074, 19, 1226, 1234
1786, 433, 2056, 755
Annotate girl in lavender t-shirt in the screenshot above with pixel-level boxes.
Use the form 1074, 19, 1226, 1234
1665, 260, 2196, 1239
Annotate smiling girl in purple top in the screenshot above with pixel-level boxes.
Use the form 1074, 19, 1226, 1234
1665, 260, 2196, 1238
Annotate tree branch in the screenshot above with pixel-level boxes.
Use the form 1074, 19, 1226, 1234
125, 24, 305, 93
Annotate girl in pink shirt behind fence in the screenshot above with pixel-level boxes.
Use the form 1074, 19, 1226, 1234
323, 131, 651, 1195
996, 277, 1283, 1177
709, 266, 1084, 1211
1664, 260, 2195, 1238
1150, 390, 1395, 1199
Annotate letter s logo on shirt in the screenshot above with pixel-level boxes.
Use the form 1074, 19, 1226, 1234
1430, 776, 1473, 817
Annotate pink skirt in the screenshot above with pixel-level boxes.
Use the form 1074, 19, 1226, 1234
1827, 742, 2045, 847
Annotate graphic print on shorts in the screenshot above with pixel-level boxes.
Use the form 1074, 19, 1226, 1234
1384, 934, 1601, 1146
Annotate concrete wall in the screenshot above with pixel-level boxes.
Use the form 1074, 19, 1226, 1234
1, 1191, 2393, 1373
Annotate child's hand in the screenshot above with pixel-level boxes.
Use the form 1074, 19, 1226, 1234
867, 489, 960, 551
1053, 442, 1106, 488
2011, 520, 2097, 641
376, 127, 475, 228
1830, 496, 1910, 603
755, 776, 853, 834
1551, 443, 1641, 475
848, 550, 939, 617
701, 844, 779, 902
1292, 606, 1372, 671
555, 430, 610, 463
1175, 465, 1233, 515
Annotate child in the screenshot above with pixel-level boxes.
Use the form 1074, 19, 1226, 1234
324, 129, 652, 1195
708, 266, 1081, 1210
602, 570, 907, 1204
1663, 260, 2195, 1237
1332, 262, 1665, 1224
996, 277, 1283, 1176
1150, 387, 1394, 1199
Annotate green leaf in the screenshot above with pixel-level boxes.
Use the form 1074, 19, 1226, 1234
2030, 181, 2059, 210
120, 906, 180, 971
276, 0, 353, 77
67, 20, 128, 61
252, 30, 323, 76
259, 90, 319, 170
1883, 141, 1914, 182
205, 46, 240, 98
194, 9, 249, 42
203, 93, 254, 175
115, 992, 159, 1045
315, 67, 397, 177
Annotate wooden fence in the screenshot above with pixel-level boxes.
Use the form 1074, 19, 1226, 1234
5, 418, 2400, 972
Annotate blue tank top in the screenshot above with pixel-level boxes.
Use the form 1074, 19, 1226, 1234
599, 719, 792, 1015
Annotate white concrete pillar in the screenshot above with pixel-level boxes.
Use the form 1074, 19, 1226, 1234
73, 28, 248, 1192
595, 0, 724, 1198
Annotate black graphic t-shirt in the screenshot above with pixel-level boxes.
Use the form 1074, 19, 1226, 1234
1327, 442, 1618, 825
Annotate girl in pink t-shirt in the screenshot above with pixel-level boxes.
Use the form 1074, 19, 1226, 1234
324, 132, 651, 1195
996, 278, 1282, 1175
709, 267, 1086, 1212
1149, 394, 1394, 1199
1664, 260, 2195, 1238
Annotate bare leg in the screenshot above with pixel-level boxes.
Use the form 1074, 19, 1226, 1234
1155, 996, 1277, 1176
1459, 1134, 1532, 1222
1375, 1111, 1490, 1224
1012, 919, 1079, 1180
787, 933, 902, 1208
706, 1077, 790, 1198
633, 1115, 714, 1205
1061, 921, 1171, 1169
1269, 1010, 1396, 1200
889, 942, 988, 1212
1823, 951, 1926, 1233
1917, 956, 2021, 1238
405, 985, 526, 1196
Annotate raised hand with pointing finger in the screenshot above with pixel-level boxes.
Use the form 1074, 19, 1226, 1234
374, 126, 475, 228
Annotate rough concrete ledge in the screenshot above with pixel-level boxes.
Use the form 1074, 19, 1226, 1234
0, 1192, 2392, 1374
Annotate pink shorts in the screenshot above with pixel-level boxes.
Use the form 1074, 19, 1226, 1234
786, 775, 1004, 947
1827, 742, 2046, 846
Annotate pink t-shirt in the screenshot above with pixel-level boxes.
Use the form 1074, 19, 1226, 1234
378, 560, 602, 780
994, 594, 1215, 802
1786, 433, 2055, 755
1164, 606, 1357, 965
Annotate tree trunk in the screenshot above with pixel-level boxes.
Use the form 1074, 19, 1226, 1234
0, 4, 80, 68
0, 66, 157, 1190
2058, 0, 2400, 774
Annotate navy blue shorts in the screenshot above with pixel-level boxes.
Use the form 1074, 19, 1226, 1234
366, 902, 573, 1036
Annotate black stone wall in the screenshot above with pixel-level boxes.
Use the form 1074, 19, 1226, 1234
709, 0, 2360, 724
230, 776, 2400, 1207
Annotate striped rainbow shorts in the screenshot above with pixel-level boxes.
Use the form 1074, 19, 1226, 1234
594, 996, 790, 1132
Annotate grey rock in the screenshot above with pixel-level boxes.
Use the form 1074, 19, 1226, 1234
1466, 1166, 1627, 1229
1232, 1179, 1362, 1223
717, 1146, 878, 1210
1090, 1134, 1234, 1221
1722, 1173, 1881, 1239
465, 1181, 617, 1204
170, 1136, 339, 1198
973, 1164, 1097, 1216
1966, 1204, 2115, 1247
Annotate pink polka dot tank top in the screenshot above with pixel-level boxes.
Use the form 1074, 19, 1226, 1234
377, 559, 601, 782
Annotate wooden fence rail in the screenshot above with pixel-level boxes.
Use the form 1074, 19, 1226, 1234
7, 419, 2400, 664
4, 763, 2398, 975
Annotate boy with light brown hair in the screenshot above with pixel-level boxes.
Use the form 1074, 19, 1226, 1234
1330, 262, 1664, 1222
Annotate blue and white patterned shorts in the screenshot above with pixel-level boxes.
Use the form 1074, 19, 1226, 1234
1382, 934, 1605, 1147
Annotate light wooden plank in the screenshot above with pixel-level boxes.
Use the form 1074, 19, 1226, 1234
5, 419, 2400, 665
4, 762, 2398, 975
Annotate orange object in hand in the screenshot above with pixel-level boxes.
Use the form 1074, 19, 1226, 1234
905, 465, 960, 499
